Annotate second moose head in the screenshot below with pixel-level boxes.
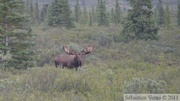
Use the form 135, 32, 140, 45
55, 45, 94, 70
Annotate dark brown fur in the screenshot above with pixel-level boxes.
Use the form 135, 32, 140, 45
55, 45, 94, 70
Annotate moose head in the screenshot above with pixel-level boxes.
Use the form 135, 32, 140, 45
54, 45, 94, 70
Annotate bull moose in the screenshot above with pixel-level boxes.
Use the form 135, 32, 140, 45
54, 45, 94, 70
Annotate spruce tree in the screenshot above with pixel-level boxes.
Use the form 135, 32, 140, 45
34, 0, 40, 24
80, 7, 89, 24
0, 0, 36, 69
0, 2, 8, 52
48, 0, 75, 28
165, 0, 171, 28
157, 0, 165, 26
92, 6, 96, 23
110, 8, 115, 23
0, 5, 9, 68
107, 11, 111, 24
25, 0, 30, 14
154, 7, 158, 24
79, 10, 83, 24
122, 0, 159, 42
82, 7, 89, 24
30, 0, 35, 25
40, 4, 49, 22
97, 0, 109, 26
89, 11, 93, 26
114, 0, 121, 24
74, 0, 80, 22
177, 0, 180, 26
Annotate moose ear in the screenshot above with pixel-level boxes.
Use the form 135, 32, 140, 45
82, 44, 94, 54
63, 46, 76, 55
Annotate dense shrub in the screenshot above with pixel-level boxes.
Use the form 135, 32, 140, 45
0, 62, 179, 100
91, 32, 114, 47
124, 78, 167, 94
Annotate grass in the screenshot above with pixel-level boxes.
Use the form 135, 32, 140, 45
0, 61, 180, 101
0, 24, 180, 100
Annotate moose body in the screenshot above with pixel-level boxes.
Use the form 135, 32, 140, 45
55, 54, 82, 69
54, 45, 94, 70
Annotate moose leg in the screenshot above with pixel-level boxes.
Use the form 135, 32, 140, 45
55, 61, 59, 68
62, 64, 65, 68
62, 63, 68, 68
75, 67, 78, 71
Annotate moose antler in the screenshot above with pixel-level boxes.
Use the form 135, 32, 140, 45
63, 46, 77, 55
81, 44, 94, 54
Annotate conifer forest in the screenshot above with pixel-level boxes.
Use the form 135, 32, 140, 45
0, 0, 180, 100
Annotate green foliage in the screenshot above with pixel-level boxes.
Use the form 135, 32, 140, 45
91, 32, 114, 47
157, 0, 165, 26
67, 42, 84, 52
177, 0, 180, 26
97, 0, 109, 26
47, 0, 75, 28
91, 6, 96, 23
0, 0, 36, 70
89, 11, 93, 26
74, 0, 80, 22
25, 0, 30, 14
33, 23, 180, 67
0, 0, 180, 100
81, 7, 89, 24
165, 0, 171, 28
30, 0, 35, 25
34, 0, 40, 24
0, 21, 180, 99
124, 78, 167, 93
8, 29, 36, 69
0, 0, 21, 56
0, 60, 179, 100
110, 8, 115, 23
114, 0, 121, 24
40, 4, 49, 23
122, 0, 159, 42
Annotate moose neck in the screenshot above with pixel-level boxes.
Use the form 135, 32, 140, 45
73, 55, 78, 66
73, 54, 82, 67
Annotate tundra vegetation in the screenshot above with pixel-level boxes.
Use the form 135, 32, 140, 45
0, 0, 180, 101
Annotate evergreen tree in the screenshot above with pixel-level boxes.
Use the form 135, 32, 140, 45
97, 0, 109, 26
157, 0, 165, 26
107, 11, 111, 24
114, 0, 121, 24
89, 11, 93, 26
165, 0, 171, 28
91, 6, 96, 23
40, 4, 49, 22
25, 0, 30, 14
82, 7, 89, 24
79, 10, 83, 24
0, 3, 9, 67
154, 7, 158, 24
95, 2, 99, 23
110, 8, 115, 23
122, 0, 159, 42
177, 0, 180, 26
74, 0, 80, 22
34, 0, 40, 24
0, 0, 36, 69
30, 0, 35, 25
47, 0, 75, 28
